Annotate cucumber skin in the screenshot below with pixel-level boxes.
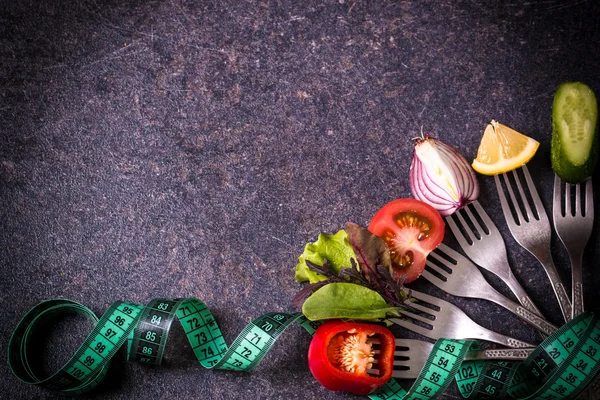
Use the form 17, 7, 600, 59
551, 122, 598, 183
551, 82, 598, 183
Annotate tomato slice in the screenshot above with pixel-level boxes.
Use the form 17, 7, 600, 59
368, 198, 444, 283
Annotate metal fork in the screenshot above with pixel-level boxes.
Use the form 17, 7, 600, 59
388, 289, 535, 348
368, 339, 535, 379
494, 165, 572, 322
553, 175, 594, 320
444, 200, 544, 317
422, 243, 558, 336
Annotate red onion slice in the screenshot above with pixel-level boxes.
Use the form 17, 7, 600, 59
409, 136, 479, 216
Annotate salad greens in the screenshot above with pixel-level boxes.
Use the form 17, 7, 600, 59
295, 229, 357, 284
294, 222, 414, 321
301, 282, 399, 321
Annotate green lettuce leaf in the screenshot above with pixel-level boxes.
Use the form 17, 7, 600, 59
294, 229, 357, 284
301, 282, 400, 321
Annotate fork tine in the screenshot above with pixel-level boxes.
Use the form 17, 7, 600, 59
427, 254, 452, 271
585, 178, 594, 218
567, 181, 574, 216
454, 208, 478, 240
511, 169, 533, 222
377, 368, 420, 380
505, 171, 528, 224
521, 164, 547, 220
471, 200, 496, 230
553, 174, 563, 217
444, 213, 473, 249
422, 265, 447, 286
436, 243, 461, 260
396, 338, 435, 353
408, 289, 443, 306
461, 204, 487, 239
388, 317, 434, 337
494, 174, 520, 228
425, 259, 449, 277
428, 247, 458, 269
397, 308, 435, 325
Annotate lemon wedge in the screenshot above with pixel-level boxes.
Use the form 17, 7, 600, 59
472, 120, 540, 175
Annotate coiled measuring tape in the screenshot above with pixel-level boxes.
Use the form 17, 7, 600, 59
8, 298, 320, 395
8, 298, 600, 398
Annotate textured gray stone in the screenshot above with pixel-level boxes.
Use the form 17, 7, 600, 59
1, 1, 600, 399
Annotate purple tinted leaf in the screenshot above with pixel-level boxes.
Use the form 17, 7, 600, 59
292, 281, 329, 308
344, 222, 391, 277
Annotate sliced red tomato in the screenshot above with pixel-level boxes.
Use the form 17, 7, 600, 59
368, 198, 444, 283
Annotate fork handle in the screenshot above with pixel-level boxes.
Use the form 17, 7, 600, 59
484, 289, 557, 336
469, 326, 535, 348
536, 255, 572, 323
465, 347, 534, 361
513, 305, 558, 336
502, 273, 544, 318
481, 282, 558, 336
571, 255, 585, 319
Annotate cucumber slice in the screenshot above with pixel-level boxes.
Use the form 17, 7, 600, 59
551, 82, 598, 183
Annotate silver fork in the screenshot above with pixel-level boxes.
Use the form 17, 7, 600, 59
422, 243, 558, 336
388, 289, 535, 348
494, 165, 572, 322
444, 200, 544, 317
553, 175, 594, 320
368, 339, 535, 379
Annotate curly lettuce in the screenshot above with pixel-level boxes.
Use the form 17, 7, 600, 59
294, 229, 357, 284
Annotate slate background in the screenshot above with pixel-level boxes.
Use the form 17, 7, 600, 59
2, 0, 600, 399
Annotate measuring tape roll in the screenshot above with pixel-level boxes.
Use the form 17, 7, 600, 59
8, 299, 600, 398
8, 298, 321, 395
8, 299, 142, 395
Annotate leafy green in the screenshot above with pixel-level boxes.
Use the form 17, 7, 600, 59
293, 223, 415, 322
294, 229, 357, 284
345, 222, 392, 279
301, 282, 401, 321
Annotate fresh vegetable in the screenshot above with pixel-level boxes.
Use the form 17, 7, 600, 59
410, 135, 479, 216
301, 282, 400, 321
344, 222, 392, 280
551, 82, 598, 183
368, 198, 444, 283
295, 229, 357, 284
293, 223, 413, 319
471, 120, 540, 175
308, 320, 395, 395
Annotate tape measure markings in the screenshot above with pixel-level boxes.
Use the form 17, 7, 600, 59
520, 314, 593, 399
410, 339, 476, 399
8, 299, 143, 396
128, 298, 183, 364
551, 323, 600, 399
472, 360, 517, 399
370, 377, 408, 400
216, 312, 303, 372
369, 313, 600, 400
65, 302, 141, 386
455, 361, 484, 395
453, 342, 484, 397
176, 298, 228, 368
9, 299, 600, 399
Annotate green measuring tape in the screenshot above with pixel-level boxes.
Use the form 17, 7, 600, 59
370, 312, 600, 399
8, 299, 600, 398
8, 298, 320, 395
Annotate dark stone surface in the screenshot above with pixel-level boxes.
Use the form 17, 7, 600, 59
1, 0, 600, 399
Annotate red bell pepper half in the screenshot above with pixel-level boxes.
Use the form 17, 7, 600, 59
308, 320, 395, 395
